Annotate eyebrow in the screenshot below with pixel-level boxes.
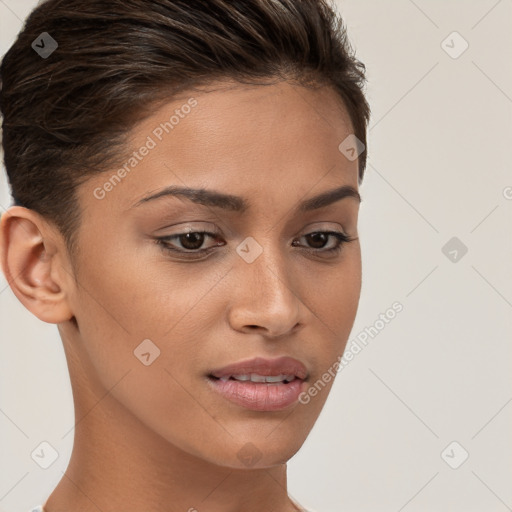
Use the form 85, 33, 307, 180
131, 184, 361, 213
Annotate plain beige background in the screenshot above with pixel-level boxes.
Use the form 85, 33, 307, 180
1, 1, 511, 511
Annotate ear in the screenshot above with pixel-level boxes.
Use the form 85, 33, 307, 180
0, 206, 75, 324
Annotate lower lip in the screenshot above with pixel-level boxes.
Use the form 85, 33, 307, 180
207, 377, 306, 411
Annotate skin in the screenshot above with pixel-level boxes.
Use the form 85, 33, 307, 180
0, 80, 362, 512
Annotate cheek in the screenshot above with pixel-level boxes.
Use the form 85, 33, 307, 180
297, 256, 361, 404
69, 259, 228, 455
307, 246, 362, 340
74, 239, 218, 337
69, 244, 227, 410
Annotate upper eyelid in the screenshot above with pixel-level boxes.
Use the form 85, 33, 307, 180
159, 227, 348, 239
158, 220, 349, 235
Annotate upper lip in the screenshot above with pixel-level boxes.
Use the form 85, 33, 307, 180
209, 356, 308, 380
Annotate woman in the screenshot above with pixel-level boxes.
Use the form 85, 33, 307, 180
0, 0, 370, 510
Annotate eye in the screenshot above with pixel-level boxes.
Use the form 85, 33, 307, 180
292, 231, 356, 256
154, 229, 357, 260
155, 230, 224, 258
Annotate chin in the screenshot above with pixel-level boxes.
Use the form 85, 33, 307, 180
193, 430, 307, 470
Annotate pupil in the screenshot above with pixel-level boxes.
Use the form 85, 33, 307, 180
307, 232, 327, 249
180, 232, 204, 250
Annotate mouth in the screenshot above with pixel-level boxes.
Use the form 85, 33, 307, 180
208, 355, 308, 381
206, 356, 308, 411
208, 373, 299, 383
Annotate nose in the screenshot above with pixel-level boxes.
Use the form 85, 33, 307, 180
227, 244, 303, 338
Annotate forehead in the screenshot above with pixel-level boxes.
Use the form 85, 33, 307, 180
133, 80, 354, 153
80, 80, 358, 214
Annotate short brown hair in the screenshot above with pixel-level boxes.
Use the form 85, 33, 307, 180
0, 0, 370, 258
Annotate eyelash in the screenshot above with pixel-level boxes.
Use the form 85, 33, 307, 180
154, 230, 356, 259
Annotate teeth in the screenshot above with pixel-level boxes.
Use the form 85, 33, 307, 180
260, 375, 285, 383
232, 374, 251, 381
248, 374, 268, 383
227, 373, 296, 383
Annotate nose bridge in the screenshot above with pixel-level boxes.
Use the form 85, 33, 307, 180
243, 234, 293, 294
229, 235, 301, 334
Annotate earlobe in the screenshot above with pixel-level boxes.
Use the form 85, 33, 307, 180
0, 206, 75, 324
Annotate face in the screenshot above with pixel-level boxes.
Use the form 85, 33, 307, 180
68, 80, 362, 468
